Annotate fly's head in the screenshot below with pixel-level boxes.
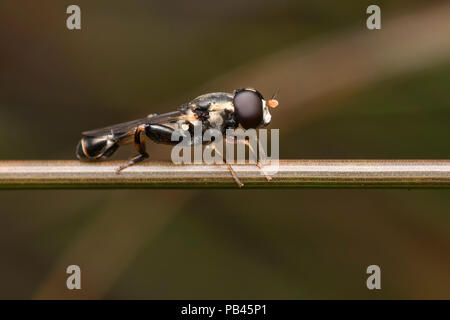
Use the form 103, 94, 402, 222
232, 88, 278, 130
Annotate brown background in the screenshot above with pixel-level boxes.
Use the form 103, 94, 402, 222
0, 0, 449, 299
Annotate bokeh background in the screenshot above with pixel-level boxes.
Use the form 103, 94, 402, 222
1, 0, 450, 299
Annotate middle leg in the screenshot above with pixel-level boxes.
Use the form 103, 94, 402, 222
208, 142, 244, 188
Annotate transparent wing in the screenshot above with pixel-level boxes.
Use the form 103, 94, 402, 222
81, 111, 184, 137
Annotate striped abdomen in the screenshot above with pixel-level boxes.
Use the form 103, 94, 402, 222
76, 135, 119, 161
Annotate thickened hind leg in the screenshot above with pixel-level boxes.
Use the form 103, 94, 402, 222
116, 125, 149, 173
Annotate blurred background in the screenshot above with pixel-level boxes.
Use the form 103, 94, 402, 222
0, 0, 450, 299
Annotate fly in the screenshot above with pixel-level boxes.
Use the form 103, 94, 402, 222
76, 88, 279, 187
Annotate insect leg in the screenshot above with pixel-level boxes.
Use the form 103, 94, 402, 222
116, 125, 149, 173
244, 138, 272, 181
209, 142, 243, 188
225, 136, 272, 182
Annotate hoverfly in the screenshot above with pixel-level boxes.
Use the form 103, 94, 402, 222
76, 88, 278, 187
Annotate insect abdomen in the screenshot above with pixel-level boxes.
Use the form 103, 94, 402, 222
76, 136, 118, 160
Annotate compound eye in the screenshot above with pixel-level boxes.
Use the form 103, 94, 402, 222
233, 90, 263, 129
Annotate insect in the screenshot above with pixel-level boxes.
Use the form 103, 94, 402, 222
76, 88, 278, 186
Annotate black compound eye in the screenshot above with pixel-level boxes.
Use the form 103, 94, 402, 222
233, 90, 263, 129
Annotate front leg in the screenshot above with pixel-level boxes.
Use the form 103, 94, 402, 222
225, 136, 272, 182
